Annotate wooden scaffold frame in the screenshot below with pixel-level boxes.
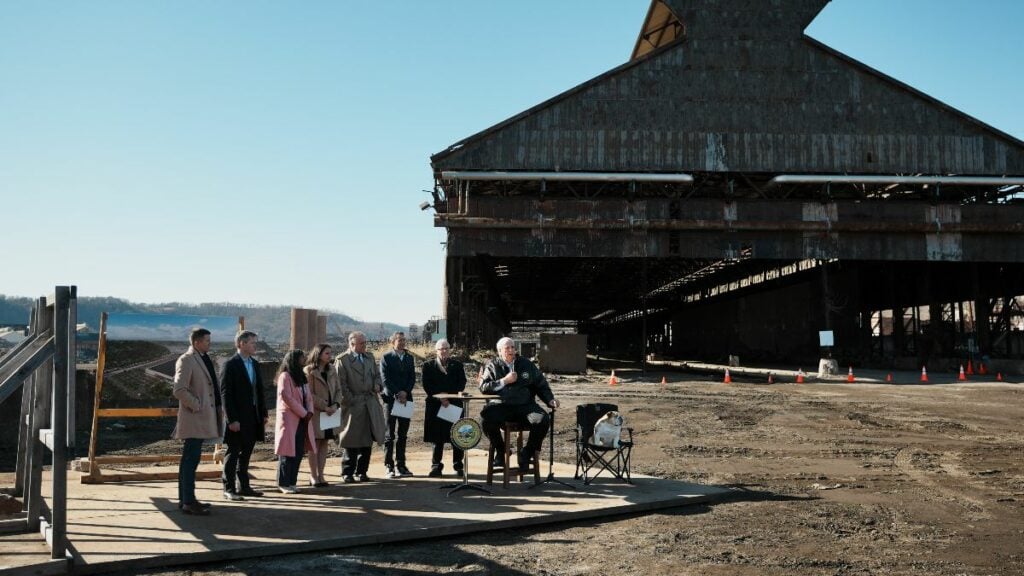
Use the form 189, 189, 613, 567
0, 286, 79, 571
80, 314, 245, 484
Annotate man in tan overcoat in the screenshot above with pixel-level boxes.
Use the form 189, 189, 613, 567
335, 331, 387, 483
172, 328, 224, 515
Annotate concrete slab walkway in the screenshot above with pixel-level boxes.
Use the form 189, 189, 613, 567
1, 450, 730, 575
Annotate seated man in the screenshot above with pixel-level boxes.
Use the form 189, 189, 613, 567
479, 337, 560, 471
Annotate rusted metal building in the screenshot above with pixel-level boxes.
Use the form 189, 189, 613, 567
430, 0, 1024, 367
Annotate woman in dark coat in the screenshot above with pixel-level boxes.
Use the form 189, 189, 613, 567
421, 339, 467, 477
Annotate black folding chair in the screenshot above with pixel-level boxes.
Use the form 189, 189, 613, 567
574, 402, 633, 485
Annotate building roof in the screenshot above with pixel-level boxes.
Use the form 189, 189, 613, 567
432, 0, 1024, 176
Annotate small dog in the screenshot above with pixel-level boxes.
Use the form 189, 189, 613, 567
590, 411, 624, 448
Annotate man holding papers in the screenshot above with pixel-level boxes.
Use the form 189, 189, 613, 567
421, 339, 467, 477
380, 331, 417, 479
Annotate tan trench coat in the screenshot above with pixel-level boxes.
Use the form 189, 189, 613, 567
304, 363, 343, 440
171, 347, 223, 440
335, 350, 387, 448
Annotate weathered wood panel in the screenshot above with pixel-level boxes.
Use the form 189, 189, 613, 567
433, 0, 1024, 175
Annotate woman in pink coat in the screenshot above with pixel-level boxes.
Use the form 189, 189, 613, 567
274, 349, 317, 493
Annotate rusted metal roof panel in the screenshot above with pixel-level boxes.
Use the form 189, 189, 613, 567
433, 0, 1024, 176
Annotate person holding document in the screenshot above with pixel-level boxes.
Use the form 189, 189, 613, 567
421, 339, 467, 477
274, 349, 316, 494
305, 344, 341, 487
379, 331, 416, 479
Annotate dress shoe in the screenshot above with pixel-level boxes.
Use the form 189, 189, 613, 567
342, 475, 355, 484
222, 491, 245, 502
385, 467, 401, 479
181, 502, 210, 516
397, 466, 414, 477
238, 488, 264, 497
356, 473, 369, 482
178, 501, 212, 510
491, 456, 505, 470
452, 467, 465, 477
279, 485, 298, 494
428, 467, 443, 478
315, 481, 330, 488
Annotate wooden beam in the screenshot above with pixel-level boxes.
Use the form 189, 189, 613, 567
96, 408, 178, 418
91, 453, 217, 465
80, 470, 221, 484
87, 312, 108, 477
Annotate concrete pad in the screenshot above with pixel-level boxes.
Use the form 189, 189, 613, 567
1, 450, 730, 575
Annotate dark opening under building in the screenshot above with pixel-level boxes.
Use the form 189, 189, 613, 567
429, 0, 1024, 370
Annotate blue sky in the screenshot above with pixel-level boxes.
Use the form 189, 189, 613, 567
2, 1, 1021, 325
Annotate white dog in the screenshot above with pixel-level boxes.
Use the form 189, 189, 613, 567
590, 411, 624, 448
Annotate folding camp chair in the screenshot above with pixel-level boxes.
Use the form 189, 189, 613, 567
574, 402, 633, 485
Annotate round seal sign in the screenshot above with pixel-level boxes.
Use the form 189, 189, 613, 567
450, 417, 483, 450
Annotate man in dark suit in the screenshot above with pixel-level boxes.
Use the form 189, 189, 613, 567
379, 331, 416, 478
479, 337, 559, 471
220, 330, 268, 500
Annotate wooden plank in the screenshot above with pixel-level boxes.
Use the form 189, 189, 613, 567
0, 559, 68, 576
0, 335, 55, 404
51, 286, 69, 560
96, 408, 178, 418
80, 470, 220, 484
91, 453, 217, 465
25, 297, 52, 533
0, 516, 28, 534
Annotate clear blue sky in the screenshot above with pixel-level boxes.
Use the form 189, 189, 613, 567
2, 1, 1021, 326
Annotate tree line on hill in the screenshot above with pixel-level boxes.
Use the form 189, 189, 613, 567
0, 295, 404, 344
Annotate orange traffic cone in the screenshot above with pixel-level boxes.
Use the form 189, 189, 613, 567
768, 373, 774, 384
796, 369, 805, 384
886, 373, 893, 383
997, 372, 1003, 382
609, 370, 618, 387
920, 366, 929, 383
966, 360, 974, 375
847, 366, 855, 383
979, 362, 988, 375
660, 376, 667, 389
724, 368, 732, 384
958, 365, 967, 381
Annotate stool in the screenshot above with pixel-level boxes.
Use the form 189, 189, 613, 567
486, 421, 541, 488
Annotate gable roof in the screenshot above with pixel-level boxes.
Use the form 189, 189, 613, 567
432, 0, 1024, 176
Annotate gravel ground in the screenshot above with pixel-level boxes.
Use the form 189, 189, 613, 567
9, 366, 1024, 575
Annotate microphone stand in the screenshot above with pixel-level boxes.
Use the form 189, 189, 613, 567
529, 407, 576, 490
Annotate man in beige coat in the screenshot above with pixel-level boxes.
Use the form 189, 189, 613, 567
335, 331, 386, 483
172, 328, 224, 515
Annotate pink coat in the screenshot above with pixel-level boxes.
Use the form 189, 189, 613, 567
274, 372, 317, 458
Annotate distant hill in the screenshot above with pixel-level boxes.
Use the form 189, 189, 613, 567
0, 295, 404, 343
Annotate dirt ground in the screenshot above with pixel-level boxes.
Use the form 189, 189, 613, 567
10, 366, 1024, 575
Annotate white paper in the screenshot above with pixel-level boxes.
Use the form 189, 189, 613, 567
436, 403, 463, 423
319, 410, 341, 430
390, 400, 415, 419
